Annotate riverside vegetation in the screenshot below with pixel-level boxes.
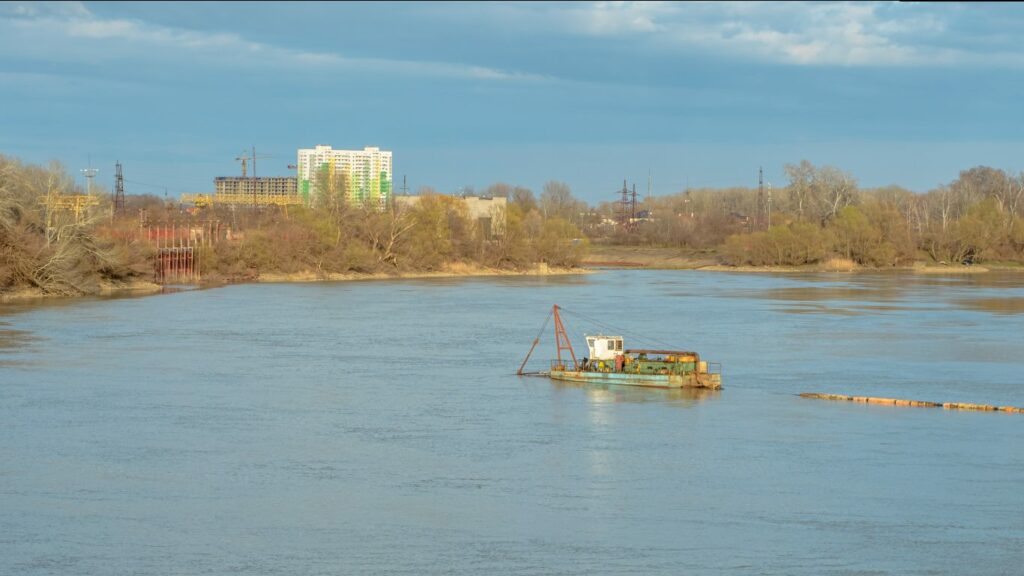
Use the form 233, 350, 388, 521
583, 161, 1024, 270
0, 154, 588, 298
4, 154, 1024, 299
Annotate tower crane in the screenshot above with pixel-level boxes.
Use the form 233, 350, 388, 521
234, 149, 274, 177
235, 153, 249, 177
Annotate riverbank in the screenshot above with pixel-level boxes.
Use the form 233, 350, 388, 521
0, 280, 164, 304
253, 262, 591, 284
0, 263, 590, 304
583, 245, 1019, 275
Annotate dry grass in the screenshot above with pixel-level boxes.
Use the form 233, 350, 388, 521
821, 257, 858, 272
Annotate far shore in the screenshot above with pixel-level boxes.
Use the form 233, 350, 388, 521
5, 251, 1022, 305
0, 263, 590, 304
582, 245, 1021, 275
253, 262, 591, 284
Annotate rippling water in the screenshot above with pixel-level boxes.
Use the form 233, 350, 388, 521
2, 270, 1023, 575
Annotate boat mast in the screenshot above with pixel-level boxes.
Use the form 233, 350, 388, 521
552, 304, 578, 370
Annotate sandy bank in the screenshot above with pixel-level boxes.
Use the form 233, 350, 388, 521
1, 280, 163, 304
0, 265, 588, 305
256, 263, 591, 283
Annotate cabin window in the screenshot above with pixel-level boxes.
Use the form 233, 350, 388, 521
615, 340, 623, 351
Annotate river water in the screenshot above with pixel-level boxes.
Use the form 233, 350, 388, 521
2, 270, 1023, 575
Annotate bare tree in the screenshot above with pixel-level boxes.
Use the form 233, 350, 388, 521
784, 160, 815, 222
540, 180, 576, 221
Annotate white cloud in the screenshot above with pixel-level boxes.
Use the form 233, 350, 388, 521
567, 1, 671, 35
0, 2, 549, 82
543, 1, 1021, 68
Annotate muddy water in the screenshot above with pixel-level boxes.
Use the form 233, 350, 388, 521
1, 270, 1023, 575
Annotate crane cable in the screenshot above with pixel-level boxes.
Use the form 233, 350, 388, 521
559, 306, 681, 351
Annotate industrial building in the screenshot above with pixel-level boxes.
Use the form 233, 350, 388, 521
395, 194, 507, 237
296, 145, 393, 209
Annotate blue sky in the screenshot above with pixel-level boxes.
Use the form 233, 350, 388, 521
2, 1, 1023, 203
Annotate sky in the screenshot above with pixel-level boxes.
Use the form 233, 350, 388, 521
2, 1, 1023, 204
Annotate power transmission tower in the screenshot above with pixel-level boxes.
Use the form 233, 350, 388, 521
757, 166, 765, 230
631, 183, 637, 223
618, 180, 630, 227
114, 161, 126, 215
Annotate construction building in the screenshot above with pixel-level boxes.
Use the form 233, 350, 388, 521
181, 176, 301, 208
214, 176, 297, 198
296, 145, 392, 209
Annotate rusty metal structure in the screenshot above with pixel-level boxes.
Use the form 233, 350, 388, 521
146, 224, 200, 283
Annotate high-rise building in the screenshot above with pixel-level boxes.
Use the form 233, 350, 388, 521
296, 145, 392, 209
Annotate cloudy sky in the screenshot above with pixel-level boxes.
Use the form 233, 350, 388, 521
2, 1, 1022, 202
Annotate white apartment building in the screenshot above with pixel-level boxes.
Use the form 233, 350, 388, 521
296, 145, 393, 209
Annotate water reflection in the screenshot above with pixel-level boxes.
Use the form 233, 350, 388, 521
777, 304, 862, 316
551, 380, 721, 408
0, 322, 40, 367
722, 271, 1024, 317
0, 322, 37, 348
954, 296, 1024, 315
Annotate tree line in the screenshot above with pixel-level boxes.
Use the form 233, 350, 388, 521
5, 152, 1022, 297
602, 161, 1024, 267
0, 155, 588, 296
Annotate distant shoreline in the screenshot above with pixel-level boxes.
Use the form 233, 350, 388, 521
582, 245, 1021, 275
0, 263, 590, 304
5, 254, 1021, 305
252, 263, 591, 284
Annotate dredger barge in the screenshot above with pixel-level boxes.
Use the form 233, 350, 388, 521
517, 305, 722, 390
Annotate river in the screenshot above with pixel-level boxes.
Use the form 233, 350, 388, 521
2, 269, 1023, 575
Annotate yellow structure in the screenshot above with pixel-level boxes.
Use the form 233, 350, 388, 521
181, 193, 305, 207
39, 194, 100, 223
